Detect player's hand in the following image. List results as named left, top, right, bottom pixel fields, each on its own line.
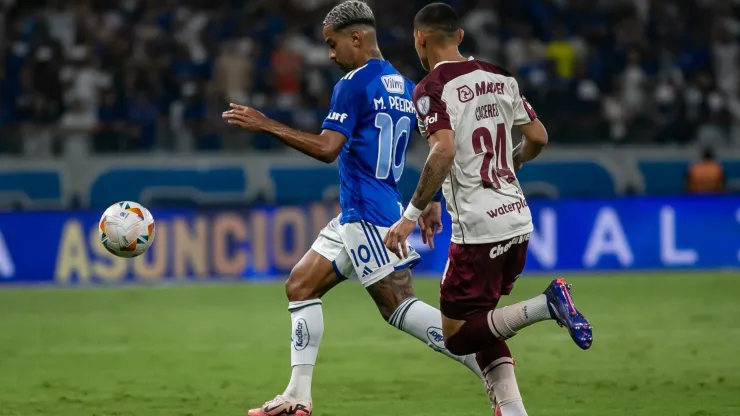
left=512, top=142, right=524, bottom=171
left=383, top=217, right=416, bottom=259
left=513, top=158, right=523, bottom=172
left=222, top=103, right=268, bottom=131
left=418, top=202, right=443, bottom=249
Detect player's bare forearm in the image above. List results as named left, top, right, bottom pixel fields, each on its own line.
left=223, top=103, right=346, bottom=163
left=515, top=119, right=548, bottom=165
left=411, top=153, right=452, bottom=209
left=261, top=120, right=347, bottom=163
left=410, top=129, right=455, bottom=210
left=518, top=136, right=546, bottom=162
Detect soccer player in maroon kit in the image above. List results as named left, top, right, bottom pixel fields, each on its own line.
left=385, top=3, right=593, bottom=415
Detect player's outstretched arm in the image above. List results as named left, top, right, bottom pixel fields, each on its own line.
left=513, top=118, right=548, bottom=171
left=384, top=129, right=455, bottom=258
left=223, top=104, right=347, bottom=163
left=260, top=123, right=347, bottom=164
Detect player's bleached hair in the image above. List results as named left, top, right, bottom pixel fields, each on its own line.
left=323, top=0, right=376, bottom=30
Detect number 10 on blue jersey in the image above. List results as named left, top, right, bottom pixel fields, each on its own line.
left=374, top=113, right=412, bottom=181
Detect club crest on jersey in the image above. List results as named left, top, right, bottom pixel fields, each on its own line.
left=416, top=96, right=430, bottom=116
left=457, top=85, right=474, bottom=103
left=381, top=75, right=405, bottom=94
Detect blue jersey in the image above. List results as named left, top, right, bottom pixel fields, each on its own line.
left=321, top=59, right=417, bottom=227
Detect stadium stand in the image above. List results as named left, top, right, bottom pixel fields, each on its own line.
left=1, top=0, right=739, bottom=206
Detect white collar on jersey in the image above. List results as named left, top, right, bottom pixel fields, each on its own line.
left=433, top=55, right=474, bottom=70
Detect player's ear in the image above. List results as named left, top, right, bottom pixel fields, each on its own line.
left=415, top=30, right=426, bottom=47
left=457, top=28, right=464, bottom=45
left=351, top=29, right=362, bottom=47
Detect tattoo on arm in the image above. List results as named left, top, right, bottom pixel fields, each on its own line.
left=366, top=268, right=415, bottom=322
left=410, top=138, right=454, bottom=210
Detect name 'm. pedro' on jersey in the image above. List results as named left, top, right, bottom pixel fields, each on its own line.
left=322, top=59, right=417, bottom=227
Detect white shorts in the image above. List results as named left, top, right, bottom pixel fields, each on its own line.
left=311, top=215, right=421, bottom=287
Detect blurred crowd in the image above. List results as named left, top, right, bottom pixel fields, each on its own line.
left=2, top=0, right=740, bottom=155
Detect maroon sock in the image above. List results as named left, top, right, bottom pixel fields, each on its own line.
left=444, top=310, right=502, bottom=356
left=475, top=341, right=512, bottom=373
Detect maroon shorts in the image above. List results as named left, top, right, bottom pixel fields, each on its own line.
left=440, top=234, right=530, bottom=321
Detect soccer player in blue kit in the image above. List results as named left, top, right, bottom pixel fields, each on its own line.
left=222, top=1, right=484, bottom=415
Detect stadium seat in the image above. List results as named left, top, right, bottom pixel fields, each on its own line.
left=90, top=168, right=248, bottom=208
left=270, top=167, right=340, bottom=205
left=0, top=171, right=62, bottom=208
left=638, top=161, right=689, bottom=195
left=517, top=162, right=616, bottom=198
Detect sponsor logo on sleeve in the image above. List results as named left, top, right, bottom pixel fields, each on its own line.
left=423, top=113, right=438, bottom=130
left=326, top=112, right=349, bottom=123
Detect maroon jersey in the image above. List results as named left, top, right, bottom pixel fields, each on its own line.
left=413, top=57, right=537, bottom=245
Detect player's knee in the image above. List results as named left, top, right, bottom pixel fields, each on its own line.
left=285, top=267, right=319, bottom=302
left=443, top=326, right=468, bottom=355
left=444, top=334, right=467, bottom=356
left=442, top=319, right=472, bottom=355
left=441, top=316, right=464, bottom=340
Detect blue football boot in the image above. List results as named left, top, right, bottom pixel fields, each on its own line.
left=544, top=278, right=593, bottom=350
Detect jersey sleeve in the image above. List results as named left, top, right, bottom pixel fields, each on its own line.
left=321, top=79, right=359, bottom=139
left=414, top=115, right=443, bottom=202
left=415, top=116, right=426, bottom=136
left=413, top=80, right=452, bottom=139
left=511, top=79, right=538, bottom=126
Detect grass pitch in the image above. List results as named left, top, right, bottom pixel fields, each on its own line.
left=1, top=273, right=739, bottom=416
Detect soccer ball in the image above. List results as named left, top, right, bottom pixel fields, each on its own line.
left=98, top=201, right=156, bottom=258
